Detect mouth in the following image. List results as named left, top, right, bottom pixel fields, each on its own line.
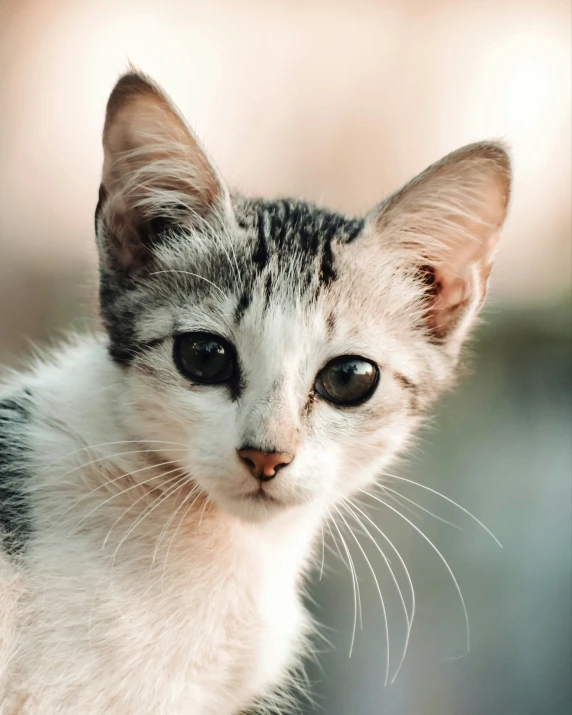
left=245, top=488, right=279, bottom=504
left=216, top=482, right=309, bottom=522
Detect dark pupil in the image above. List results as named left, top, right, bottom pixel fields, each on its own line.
left=178, top=336, right=232, bottom=382
left=321, top=359, right=376, bottom=403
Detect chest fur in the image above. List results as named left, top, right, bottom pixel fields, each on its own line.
left=6, top=492, right=310, bottom=715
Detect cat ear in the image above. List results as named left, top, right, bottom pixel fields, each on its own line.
left=96, top=70, right=231, bottom=274
left=367, top=142, right=511, bottom=349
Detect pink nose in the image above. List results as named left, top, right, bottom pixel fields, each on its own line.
left=237, top=449, right=294, bottom=482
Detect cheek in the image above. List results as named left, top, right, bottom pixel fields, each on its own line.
left=125, top=373, right=239, bottom=463
left=290, top=438, right=344, bottom=493
left=287, top=409, right=350, bottom=498
left=330, top=412, right=419, bottom=495
left=191, top=406, right=238, bottom=467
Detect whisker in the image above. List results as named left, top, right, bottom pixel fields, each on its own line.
left=148, top=270, right=227, bottom=300
left=377, top=488, right=423, bottom=521
left=341, top=498, right=416, bottom=631
left=65, top=455, right=189, bottom=511
left=341, top=498, right=413, bottom=684
left=60, top=448, right=188, bottom=485
left=198, top=495, right=210, bottom=527
left=380, top=472, right=502, bottom=547
left=357, top=486, right=471, bottom=657
left=334, top=504, right=390, bottom=688
left=336, top=512, right=365, bottom=632
left=109, top=470, right=189, bottom=568
left=160, top=487, right=206, bottom=590
left=151, top=484, right=201, bottom=568
left=324, top=516, right=360, bottom=646
left=185, top=209, right=241, bottom=291
left=71, top=459, right=184, bottom=524
left=326, top=508, right=362, bottom=657
left=323, top=515, right=351, bottom=572
left=101, top=469, right=188, bottom=550
left=151, top=485, right=200, bottom=567
left=376, top=484, right=462, bottom=530
left=319, top=521, right=326, bottom=581
left=40, top=439, right=190, bottom=474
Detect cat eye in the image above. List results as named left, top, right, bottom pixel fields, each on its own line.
left=315, top=356, right=379, bottom=406
left=173, top=332, right=235, bottom=384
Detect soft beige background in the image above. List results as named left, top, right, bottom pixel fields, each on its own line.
left=0, top=0, right=570, bottom=361
left=0, top=2, right=570, bottom=714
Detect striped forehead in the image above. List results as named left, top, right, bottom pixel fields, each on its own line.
left=232, top=198, right=364, bottom=321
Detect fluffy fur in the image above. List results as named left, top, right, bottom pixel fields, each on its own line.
left=0, top=71, right=511, bottom=714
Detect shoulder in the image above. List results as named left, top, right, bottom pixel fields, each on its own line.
left=0, top=334, right=123, bottom=554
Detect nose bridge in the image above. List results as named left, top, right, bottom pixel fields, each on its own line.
left=241, top=379, right=301, bottom=453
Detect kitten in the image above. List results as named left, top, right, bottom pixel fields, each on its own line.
left=0, top=71, right=511, bottom=715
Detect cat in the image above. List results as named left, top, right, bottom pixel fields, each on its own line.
left=0, top=70, right=511, bottom=715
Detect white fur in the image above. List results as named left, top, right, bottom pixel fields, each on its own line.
left=1, top=339, right=316, bottom=714
left=0, top=289, right=423, bottom=714
left=0, top=72, right=511, bottom=715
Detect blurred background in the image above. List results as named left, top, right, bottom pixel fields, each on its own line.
left=0, top=0, right=570, bottom=713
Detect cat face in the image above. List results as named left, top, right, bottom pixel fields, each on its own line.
left=95, top=72, right=511, bottom=522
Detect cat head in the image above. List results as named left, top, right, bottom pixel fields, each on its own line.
left=95, top=71, right=511, bottom=523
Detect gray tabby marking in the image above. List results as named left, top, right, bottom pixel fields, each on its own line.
left=0, top=393, right=32, bottom=555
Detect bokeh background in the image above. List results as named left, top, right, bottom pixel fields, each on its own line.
left=0, top=1, right=570, bottom=713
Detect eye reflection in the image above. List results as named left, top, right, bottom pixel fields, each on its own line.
left=315, top=356, right=379, bottom=405
left=173, top=332, right=235, bottom=384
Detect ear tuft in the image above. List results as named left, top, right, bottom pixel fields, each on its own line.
left=97, top=70, right=231, bottom=275
left=368, top=141, right=512, bottom=350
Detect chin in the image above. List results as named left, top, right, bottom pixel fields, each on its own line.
left=213, top=488, right=310, bottom=524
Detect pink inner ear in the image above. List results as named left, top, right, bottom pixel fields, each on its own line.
left=416, top=179, right=506, bottom=340
left=427, top=256, right=487, bottom=340
left=426, top=237, right=499, bottom=340
left=103, top=91, right=226, bottom=218
left=367, top=142, right=511, bottom=345
left=98, top=72, right=232, bottom=274
left=438, top=272, right=468, bottom=308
